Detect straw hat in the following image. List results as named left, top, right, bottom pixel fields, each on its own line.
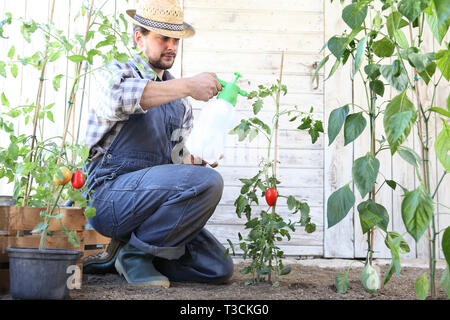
left=126, top=0, right=195, bottom=39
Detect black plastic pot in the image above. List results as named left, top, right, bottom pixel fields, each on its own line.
left=7, top=247, right=82, bottom=300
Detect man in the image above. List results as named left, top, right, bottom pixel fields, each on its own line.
left=82, top=0, right=234, bottom=287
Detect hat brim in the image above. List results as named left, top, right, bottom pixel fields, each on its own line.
left=126, top=9, right=195, bottom=39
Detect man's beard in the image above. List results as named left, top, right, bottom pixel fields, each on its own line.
left=148, top=52, right=176, bottom=70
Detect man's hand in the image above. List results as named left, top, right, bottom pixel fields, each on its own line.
left=187, top=73, right=222, bottom=101
left=182, top=153, right=222, bottom=168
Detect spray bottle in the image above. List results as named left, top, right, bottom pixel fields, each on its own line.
left=185, top=72, right=248, bottom=164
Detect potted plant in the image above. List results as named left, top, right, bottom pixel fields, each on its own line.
left=0, top=0, right=133, bottom=299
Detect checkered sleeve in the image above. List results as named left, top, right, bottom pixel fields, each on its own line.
left=95, top=61, right=149, bottom=121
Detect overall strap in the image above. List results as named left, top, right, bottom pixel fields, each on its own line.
left=130, top=61, right=144, bottom=79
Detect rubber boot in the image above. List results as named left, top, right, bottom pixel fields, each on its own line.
left=82, top=239, right=124, bottom=274
left=114, top=243, right=170, bottom=288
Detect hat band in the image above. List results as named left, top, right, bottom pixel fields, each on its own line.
left=134, top=14, right=184, bottom=32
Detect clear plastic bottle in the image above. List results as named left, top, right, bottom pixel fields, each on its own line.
left=185, top=72, right=248, bottom=164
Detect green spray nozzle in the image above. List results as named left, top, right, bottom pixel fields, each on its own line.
left=216, top=72, right=248, bottom=106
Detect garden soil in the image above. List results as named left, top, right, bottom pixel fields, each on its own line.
left=1, top=258, right=447, bottom=300
left=61, top=258, right=449, bottom=300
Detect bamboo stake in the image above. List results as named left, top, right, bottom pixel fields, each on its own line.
left=60, top=0, right=95, bottom=154
left=23, top=0, right=56, bottom=206
left=273, top=51, right=284, bottom=181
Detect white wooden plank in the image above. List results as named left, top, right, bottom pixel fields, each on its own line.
left=184, top=8, right=323, bottom=33
left=182, top=51, right=323, bottom=76
left=183, top=31, right=325, bottom=54
left=220, top=146, right=323, bottom=169
left=220, top=186, right=323, bottom=209
left=184, top=0, right=324, bottom=13
left=323, top=0, right=354, bottom=258
left=217, top=166, right=323, bottom=189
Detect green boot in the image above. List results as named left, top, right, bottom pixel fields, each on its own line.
left=115, top=243, right=170, bottom=288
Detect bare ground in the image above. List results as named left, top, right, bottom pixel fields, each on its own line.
left=66, top=259, right=448, bottom=300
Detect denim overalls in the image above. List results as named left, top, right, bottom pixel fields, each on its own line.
left=85, top=64, right=233, bottom=284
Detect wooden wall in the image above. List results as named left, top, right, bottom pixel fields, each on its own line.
left=0, top=0, right=448, bottom=259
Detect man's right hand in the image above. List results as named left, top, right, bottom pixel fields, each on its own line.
left=187, top=73, right=222, bottom=101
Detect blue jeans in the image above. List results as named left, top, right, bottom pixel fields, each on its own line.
left=87, top=162, right=233, bottom=283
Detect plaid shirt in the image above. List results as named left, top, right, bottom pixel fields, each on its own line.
left=84, top=54, right=193, bottom=160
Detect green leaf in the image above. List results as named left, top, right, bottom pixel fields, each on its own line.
left=84, top=206, right=96, bottom=219
left=280, top=266, right=291, bottom=275
left=398, top=0, right=431, bottom=23
left=7, top=45, right=14, bottom=59
left=287, top=196, right=296, bottom=210
left=401, top=185, right=434, bottom=242
left=252, top=99, right=263, bottom=115
left=385, top=231, right=411, bottom=254
left=429, top=107, right=450, bottom=117
left=357, top=200, right=389, bottom=233
left=53, top=74, right=63, bottom=91
left=433, top=0, right=450, bottom=28
left=312, top=55, right=329, bottom=84
left=354, top=36, right=367, bottom=76
left=394, top=29, right=410, bottom=49
left=1, top=92, right=9, bottom=107
left=327, top=184, right=355, bottom=229
left=436, top=49, right=450, bottom=80
left=250, top=117, right=271, bottom=135
left=418, top=61, right=437, bottom=84
left=435, top=119, right=450, bottom=171
left=328, top=36, right=347, bottom=59
left=328, top=105, right=349, bottom=145
left=10, top=64, right=18, bottom=78
left=305, top=223, right=316, bottom=233
left=342, top=3, right=368, bottom=29
left=364, top=64, right=381, bottom=80
left=369, top=79, right=385, bottom=97
left=386, top=11, right=407, bottom=38
left=383, top=91, right=417, bottom=154
left=442, top=226, right=450, bottom=267
left=386, top=179, right=397, bottom=190
left=67, top=55, right=87, bottom=63
left=425, top=2, right=450, bottom=44
left=352, top=153, right=380, bottom=198
left=380, top=64, right=409, bottom=92
left=441, top=265, right=450, bottom=298
left=397, top=146, right=422, bottom=168
left=409, top=52, right=434, bottom=72
left=372, top=37, right=395, bottom=58
left=0, top=61, right=6, bottom=77
left=114, top=52, right=129, bottom=63
left=335, top=273, right=349, bottom=293
left=415, top=273, right=429, bottom=300
left=344, top=112, right=367, bottom=146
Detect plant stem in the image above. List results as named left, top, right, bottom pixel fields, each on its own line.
left=23, top=0, right=56, bottom=206
left=60, top=0, right=95, bottom=155
left=38, top=184, right=65, bottom=250
left=408, top=21, right=436, bottom=299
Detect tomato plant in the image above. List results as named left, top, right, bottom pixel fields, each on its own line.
left=319, top=0, right=450, bottom=299
left=227, top=54, right=321, bottom=287
left=0, top=1, right=135, bottom=250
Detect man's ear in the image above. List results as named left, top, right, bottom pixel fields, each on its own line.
left=135, top=31, right=143, bottom=49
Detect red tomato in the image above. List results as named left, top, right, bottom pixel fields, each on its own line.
left=71, top=170, right=85, bottom=189
left=265, top=188, right=278, bottom=206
